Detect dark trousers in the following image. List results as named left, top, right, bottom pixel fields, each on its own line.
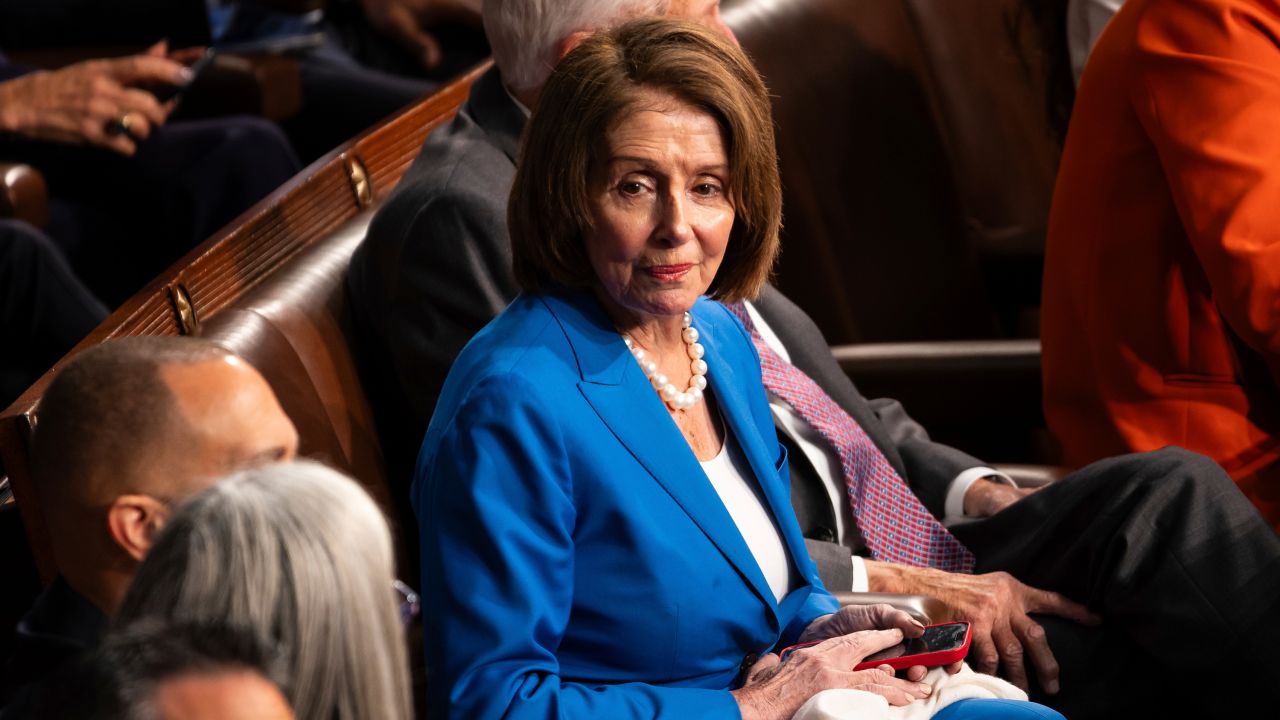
left=954, top=447, right=1280, bottom=718
left=0, top=116, right=299, bottom=305
left=0, top=220, right=107, bottom=407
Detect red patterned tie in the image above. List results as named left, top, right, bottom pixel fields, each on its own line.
left=725, top=302, right=975, bottom=572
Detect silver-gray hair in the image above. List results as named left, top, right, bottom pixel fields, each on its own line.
left=116, top=460, right=411, bottom=720
left=482, top=0, right=669, bottom=94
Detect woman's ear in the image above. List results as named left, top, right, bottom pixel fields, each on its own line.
left=106, top=494, right=170, bottom=562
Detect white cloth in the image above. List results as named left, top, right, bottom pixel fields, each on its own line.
left=701, top=428, right=793, bottom=603
left=741, top=301, right=1014, bottom=590
left=791, top=663, right=1027, bottom=720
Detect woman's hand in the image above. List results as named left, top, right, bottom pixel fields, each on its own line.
left=799, top=603, right=925, bottom=644
left=731, top=629, right=933, bottom=720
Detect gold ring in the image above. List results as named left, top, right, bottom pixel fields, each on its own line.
left=118, top=112, right=135, bottom=131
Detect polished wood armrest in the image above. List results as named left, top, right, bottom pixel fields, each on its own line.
left=832, top=591, right=951, bottom=624
left=0, top=164, right=49, bottom=229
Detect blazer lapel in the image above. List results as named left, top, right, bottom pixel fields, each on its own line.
left=701, top=309, right=815, bottom=591
left=543, top=291, right=783, bottom=618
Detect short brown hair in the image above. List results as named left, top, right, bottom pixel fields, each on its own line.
left=509, top=17, right=782, bottom=303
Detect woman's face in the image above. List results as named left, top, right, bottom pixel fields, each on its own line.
left=584, top=90, right=734, bottom=324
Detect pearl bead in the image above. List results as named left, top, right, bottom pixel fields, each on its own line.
left=620, top=312, right=708, bottom=411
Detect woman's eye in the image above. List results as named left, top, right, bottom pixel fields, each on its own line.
left=693, top=182, right=722, bottom=197
left=619, top=181, right=645, bottom=196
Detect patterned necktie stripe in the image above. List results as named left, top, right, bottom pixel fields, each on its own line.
left=725, top=302, right=975, bottom=573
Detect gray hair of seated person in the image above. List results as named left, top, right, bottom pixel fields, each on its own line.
left=115, top=459, right=411, bottom=720
left=483, top=0, right=667, bottom=94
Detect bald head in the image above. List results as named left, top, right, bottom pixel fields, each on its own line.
left=30, top=336, right=298, bottom=611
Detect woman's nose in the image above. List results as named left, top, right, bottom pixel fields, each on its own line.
left=657, top=192, right=694, bottom=247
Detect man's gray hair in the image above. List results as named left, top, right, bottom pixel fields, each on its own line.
left=116, top=460, right=411, bottom=720
left=483, top=0, right=668, bottom=94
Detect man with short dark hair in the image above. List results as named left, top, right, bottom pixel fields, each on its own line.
left=0, top=336, right=298, bottom=716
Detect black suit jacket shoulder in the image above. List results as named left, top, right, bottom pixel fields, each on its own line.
left=349, top=66, right=525, bottom=444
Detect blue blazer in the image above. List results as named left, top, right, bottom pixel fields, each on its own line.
left=414, top=288, right=838, bottom=720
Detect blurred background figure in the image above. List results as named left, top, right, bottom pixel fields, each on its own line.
left=34, top=619, right=293, bottom=720
left=0, top=219, right=107, bottom=408
left=116, top=460, right=412, bottom=720
left=1042, top=0, right=1280, bottom=531
left=0, top=43, right=301, bottom=305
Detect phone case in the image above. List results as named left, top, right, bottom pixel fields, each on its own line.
left=777, top=621, right=972, bottom=672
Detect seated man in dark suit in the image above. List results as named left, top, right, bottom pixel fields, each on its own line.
left=0, top=337, right=299, bottom=716
left=348, top=1, right=1280, bottom=716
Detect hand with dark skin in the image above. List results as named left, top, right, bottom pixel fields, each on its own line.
left=361, top=0, right=482, bottom=69
left=865, top=560, right=1100, bottom=695
left=0, top=41, right=190, bottom=156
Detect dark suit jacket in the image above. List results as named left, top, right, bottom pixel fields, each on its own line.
left=348, top=66, right=524, bottom=487
left=0, top=577, right=104, bottom=718
left=347, top=65, right=989, bottom=586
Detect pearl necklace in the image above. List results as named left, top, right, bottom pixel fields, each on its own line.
left=622, top=312, right=708, bottom=411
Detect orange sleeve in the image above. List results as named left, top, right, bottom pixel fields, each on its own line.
left=1130, top=0, right=1280, bottom=378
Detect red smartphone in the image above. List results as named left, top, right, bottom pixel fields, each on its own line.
left=778, top=621, right=972, bottom=672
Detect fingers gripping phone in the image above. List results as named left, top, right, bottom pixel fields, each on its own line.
left=779, top=621, right=972, bottom=672
left=151, top=49, right=216, bottom=105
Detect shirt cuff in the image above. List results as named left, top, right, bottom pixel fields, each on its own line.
left=943, top=466, right=1016, bottom=526
left=850, top=555, right=869, bottom=592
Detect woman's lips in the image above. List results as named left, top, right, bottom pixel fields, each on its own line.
left=645, top=264, right=693, bottom=282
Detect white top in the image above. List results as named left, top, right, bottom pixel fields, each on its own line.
left=741, top=301, right=1013, bottom=591
left=701, top=430, right=793, bottom=604
left=1067, top=0, right=1126, bottom=85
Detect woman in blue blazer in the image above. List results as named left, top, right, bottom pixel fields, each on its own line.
left=415, top=19, right=1058, bottom=720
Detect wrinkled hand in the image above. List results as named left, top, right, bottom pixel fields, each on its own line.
left=362, top=0, right=481, bottom=69
left=0, top=41, right=188, bottom=155
left=799, top=603, right=924, bottom=644
left=963, top=477, right=1041, bottom=518
left=868, top=562, right=1100, bottom=694
left=733, top=630, right=934, bottom=720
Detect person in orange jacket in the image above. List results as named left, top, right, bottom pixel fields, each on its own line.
left=1042, top=0, right=1280, bottom=530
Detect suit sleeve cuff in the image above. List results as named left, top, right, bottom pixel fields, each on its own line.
left=850, top=555, right=869, bottom=592
left=943, top=466, right=1015, bottom=525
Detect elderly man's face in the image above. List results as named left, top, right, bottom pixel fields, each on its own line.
left=584, top=89, right=734, bottom=324
left=667, top=0, right=737, bottom=44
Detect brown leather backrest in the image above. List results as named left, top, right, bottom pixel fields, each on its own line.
left=0, top=64, right=487, bottom=581
left=724, top=0, right=1059, bottom=344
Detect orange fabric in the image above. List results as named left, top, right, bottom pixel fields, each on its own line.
left=1042, top=0, right=1280, bottom=531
